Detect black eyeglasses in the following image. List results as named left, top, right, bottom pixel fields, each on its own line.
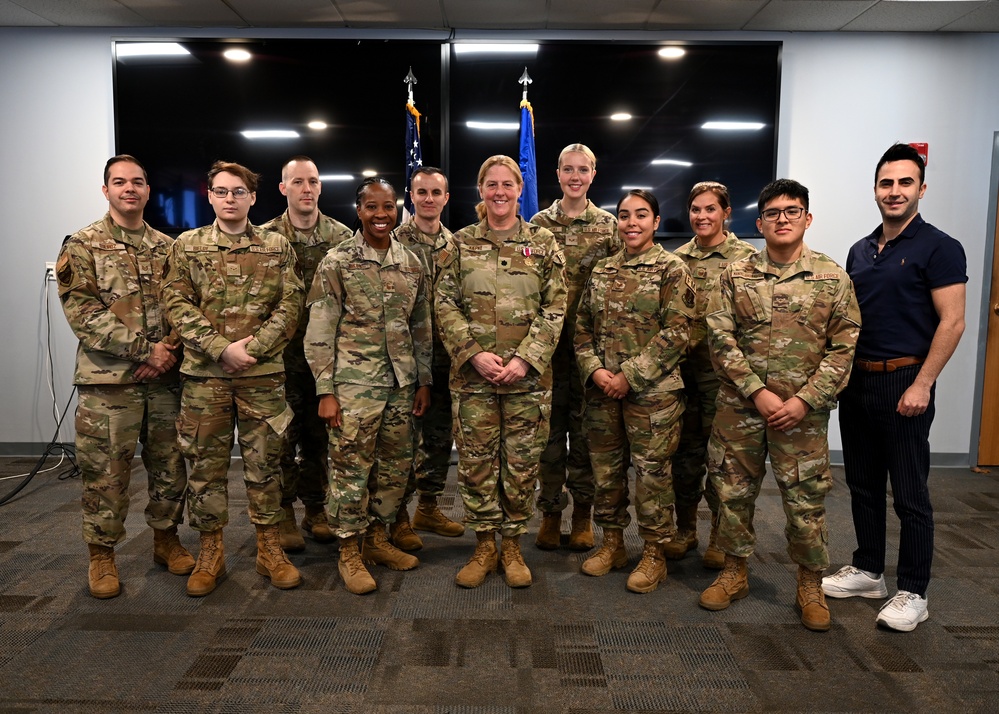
left=760, top=206, right=805, bottom=222
left=210, top=187, right=250, bottom=199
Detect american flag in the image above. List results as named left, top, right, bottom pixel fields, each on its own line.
left=403, top=101, right=423, bottom=222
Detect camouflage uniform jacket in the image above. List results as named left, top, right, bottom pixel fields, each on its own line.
left=163, top=221, right=305, bottom=378
left=575, top=243, right=696, bottom=394
left=530, top=199, right=620, bottom=346
left=394, top=218, right=453, bottom=369
left=304, top=231, right=432, bottom=394
left=435, top=218, right=567, bottom=394
left=674, top=231, right=757, bottom=355
left=57, top=212, right=179, bottom=385
left=260, top=210, right=352, bottom=342
left=706, top=245, right=861, bottom=412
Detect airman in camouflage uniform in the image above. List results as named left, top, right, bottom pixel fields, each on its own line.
left=530, top=143, right=621, bottom=552
left=436, top=155, right=567, bottom=589
left=389, top=167, right=466, bottom=551
left=699, top=179, right=860, bottom=632
left=574, top=190, right=695, bottom=593
left=670, top=182, right=757, bottom=567
left=163, top=161, right=305, bottom=597
left=304, top=178, right=432, bottom=594
left=57, top=155, right=193, bottom=599
left=261, top=156, right=353, bottom=551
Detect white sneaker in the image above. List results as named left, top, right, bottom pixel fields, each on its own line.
left=876, top=590, right=929, bottom=632
left=821, top=565, right=888, bottom=599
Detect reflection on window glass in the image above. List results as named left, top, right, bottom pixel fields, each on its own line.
left=115, top=39, right=778, bottom=238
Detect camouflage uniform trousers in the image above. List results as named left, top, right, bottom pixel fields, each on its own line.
left=76, top=382, right=187, bottom=547
left=403, top=363, right=453, bottom=505
left=453, top=390, right=552, bottom=537
left=177, top=375, right=292, bottom=532
left=537, top=342, right=593, bottom=513
left=707, top=384, right=833, bottom=570
left=671, top=349, right=721, bottom=514
left=280, top=345, right=329, bottom=509
left=585, top=386, right=683, bottom=542
left=327, top=382, right=415, bottom=538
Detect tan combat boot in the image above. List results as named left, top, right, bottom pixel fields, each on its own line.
left=581, top=528, right=627, bottom=576
left=187, top=530, right=225, bottom=597
left=627, top=541, right=667, bottom=593
left=456, top=531, right=499, bottom=588
left=362, top=522, right=419, bottom=571
left=662, top=503, right=698, bottom=560
left=567, top=503, right=595, bottom=551
left=278, top=504, right=306, bottom=553
left=797, top=566, right=831, bottom=632
left=152, top=526, right=195, bottom=575
left=390, top=504, right=424, bottom=552
left=702, top=516, right=725, bottom=570
left=301, top=504, right=336, bottom=543
left=339, top=534, right=377, bottom=594
left=699, top=554, right=749, bottom=610
left=500, top=535, right=532, bottom=588
left=256, top=524, right=303, bottom=589
left=535, top=512, right=562, bottom=550
left=87, top=544, right=120, bottom=599
left=413, top=494, right=466, bottom=537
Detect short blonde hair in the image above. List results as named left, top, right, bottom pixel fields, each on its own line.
left=557, top=143, right=596, bottom=169
left=475, top=155, right=523, bottom=221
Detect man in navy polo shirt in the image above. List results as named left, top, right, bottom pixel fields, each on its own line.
left=823, top=144, right=966, bottom=632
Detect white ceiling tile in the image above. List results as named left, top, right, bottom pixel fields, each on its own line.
left=841, top=0, right=987, bottom=31
left=646, top=0, right=770, bottom=30
left=547, top=0, right=658, bottom=29
left=226, top=0, right=343, bottom=25
left=123, top=0, right=244, bottom=26
left=334, top=0, right=442, bottom=26
left=745, top=0, right=878, bottom=31
left=11, top=0, right=147, bottom=25
left=940, top=0, right=999, bottom=30
left=443, top=0, right=548, bottom=28
left=0, top=0, right=55, bottom=25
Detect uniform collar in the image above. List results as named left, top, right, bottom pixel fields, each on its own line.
left=758, top=244, right=815, bottom=278
left=211, top=220, right=258, bottom=249
left=676, top=231, right=742, bottom=259
left=102, top=212, right=147, bottom=248
left=550, top=198, right=595, bottom=226
left=352, top=230, right=400, bottom=265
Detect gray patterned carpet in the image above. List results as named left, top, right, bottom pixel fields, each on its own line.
left=0, top=456, right=997, bottom=713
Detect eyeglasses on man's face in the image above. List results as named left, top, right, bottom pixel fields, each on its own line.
left=210, top=186, right=250, bottom=199
left=760, top=206, right=805, bottom=223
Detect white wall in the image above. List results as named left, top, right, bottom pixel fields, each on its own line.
left=0, top=27, right=994, bottom=461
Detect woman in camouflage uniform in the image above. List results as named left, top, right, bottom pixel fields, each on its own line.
left=574, top=190, right=696, bottom=593
left=667, top=182, right=757, bottom=568
left=436, top=155, right=567, bottom=589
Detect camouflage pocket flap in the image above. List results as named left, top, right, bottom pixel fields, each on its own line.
left=75, top=405, right=109, bottom=439
left=265, top=405, right=295, bottom=438
left=649, top=398, right=684, bottom=434
left=336, top=411, right=361, bottom=442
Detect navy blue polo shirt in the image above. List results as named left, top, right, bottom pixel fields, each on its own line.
left=846, top=214, right=967, bottom=360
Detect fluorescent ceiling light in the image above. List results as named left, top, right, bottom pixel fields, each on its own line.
left=658, top=47, right=686, bottom=59
left=362, top=170, right=378, bottom=177
left=466, top=121, right=519, bottom=130
left=116, top=42, right=189, bottom=58
left=610, top=113, right=632, bottom=121
left=453, top=43, right=539, bottom=55
left=652, top=159, right=693, bottom=167
left=702, top=121, right=765, bottom=131
left=241, top=129, right=300, bottom=139
left=319, top=174, right=354, bottom=182
left=223, top=48, right=251, bottom=62
left=308, top=120, right=328, bottom=130
left=622, top=186, right=653, bottom=191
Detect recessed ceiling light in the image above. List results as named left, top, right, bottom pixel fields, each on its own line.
left=658, top=47, right=686, bottom=59
left=651, top=159, right=693, bottom=167
left=116, top=42, right=189, bottom=58
left=453, top=44, right=539, bottom=55
left=362, top=170, right=378, bottom=177
left=223, top=49, right=251, bottom=62
left=466, top=121, right=519, bottom=131
left=240, top=129, right=299, bottom=139
left=308, top=120, right=328, bottom=130
left=702, top=121, right=765, bottom=131
left=319, top=174, right=354, bottom=182
left=622, top=186, right=653, bottom=191
left=610, top=113, right=632, bottom=122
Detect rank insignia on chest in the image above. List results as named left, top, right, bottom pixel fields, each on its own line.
left=773, top=294, right=789, bottom=312
left=226, top=262, right=241, bottom=276
left=565, top=235, right=578, bottom=247
left=612, top=278, right=626, bottom=292
left=384, top=280, right=397, bottom=293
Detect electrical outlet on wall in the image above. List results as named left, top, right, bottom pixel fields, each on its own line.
left=45, top=262, right=56, bottom=281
